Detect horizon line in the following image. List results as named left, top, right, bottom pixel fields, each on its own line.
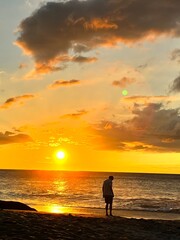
left=0, top=168, right=179, bottom=175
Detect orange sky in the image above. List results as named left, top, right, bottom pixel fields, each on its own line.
left=0, top=0, right=180, bottom=173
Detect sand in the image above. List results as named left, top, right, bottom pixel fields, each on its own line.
left=0, top=210, right=179, bottom=240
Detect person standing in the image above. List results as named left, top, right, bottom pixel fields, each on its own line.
left=102, top=176, right=114, bottom=216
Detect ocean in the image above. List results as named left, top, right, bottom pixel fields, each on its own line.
left=0, top=170, right=179, bottom=219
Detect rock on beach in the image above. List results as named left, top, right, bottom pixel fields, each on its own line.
left=0, top=200, right=37, bottom=211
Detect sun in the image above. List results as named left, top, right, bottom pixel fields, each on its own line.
left=56, top=150, right=65, bottom=160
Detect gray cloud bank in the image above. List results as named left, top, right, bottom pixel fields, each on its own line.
left=169, top=75, right=180, bottom=94
left=171, top=48, right=180, bottom=63
left=93, top=103, right=180, bottom=152
left=16, top=0, right=180, bottom=71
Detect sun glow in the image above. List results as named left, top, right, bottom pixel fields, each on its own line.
left=56, top=150, right=65, bottom=160
left=53, top=150, right=67, bottom=168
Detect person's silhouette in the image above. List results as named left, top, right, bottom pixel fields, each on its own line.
left=102, top=176, right=114, bottom=216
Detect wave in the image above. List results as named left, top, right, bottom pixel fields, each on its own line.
left=2, top=192, right=179, bottom=215
left=120, top=206, right=180, bottom=214
left=60, top=205, right=180, bottom=214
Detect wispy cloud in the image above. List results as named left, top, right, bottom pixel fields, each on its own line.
left=61, top=110, right=88, bottom=119
left=136, top=63, right=148, bottom=71
left=124, top=95, right=169, bottom=102
left=49, top=79, right=80, bottom=89
left=72, top=56, right=97, bottom=63
left=0, top=131, right=32, bottom=145
left=18, top=63, right=28, bottom=69
left=22, top=55, right=97, bottom=78
left=24, top=62, right=66, bottom=79
left=112, top=77, right=136, bottom=88
left=0, top=94, right=35, bottom=109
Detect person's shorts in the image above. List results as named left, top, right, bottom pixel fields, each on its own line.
left=104, top=196, right=113, bottom=204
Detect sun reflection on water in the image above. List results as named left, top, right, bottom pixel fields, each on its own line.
left=44, top=205, right=80, bottom=215
left=48, top=205, right=65, bottom=214
left=53, top=180, right=66, bottom=192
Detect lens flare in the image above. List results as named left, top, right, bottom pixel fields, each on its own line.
left=122, top=89, right=128, bottom=96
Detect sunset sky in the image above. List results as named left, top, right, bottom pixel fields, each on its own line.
left=0, top=0, right=180, bottom=173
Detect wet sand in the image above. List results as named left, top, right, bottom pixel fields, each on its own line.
left=0, top=210, right=179, bottom=240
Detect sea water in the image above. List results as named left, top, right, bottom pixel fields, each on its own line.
left=0, top=170, right=179, bottom=218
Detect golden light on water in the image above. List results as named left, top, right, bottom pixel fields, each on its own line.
left=49, top=205, right=65, bottom=214
left=47, top=205, right=76, bottom=214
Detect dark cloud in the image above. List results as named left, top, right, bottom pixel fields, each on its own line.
left=171, top=48, right=180, bottom=63
left=16, top=0, right=180, bottom=73
left=169, top=75, right=180, bottom=93
left=0, top=131, right=32, bottom=145
left=72, top=55, right=97, bottom=63
left=92, top=103, right=180, bottom=152
left=112, top=77, right=136, bottom=88
left=49, top=79, right=80, bottom=89
left=61, top=109, right=88, bottom=119
left=0, top=94, right=35, bottom=109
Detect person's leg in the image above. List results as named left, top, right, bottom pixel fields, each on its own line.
left=105, top=203, right=108, bottom=216
left=110, top=203, right=113, bottom=216
left=110, top=197, right=113, bottom=216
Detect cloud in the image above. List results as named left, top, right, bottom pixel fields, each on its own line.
left=124, top=95, right=169, bottom=102
left=24, top=62, right=65, bottom=79
left=171, top=48, right=180, bottom=63
left=73, top=43, right=91, bottom=53
left=49, top=79, right=80, bottom=89
left=24, top=55, right=96, bottom=79
left=112, top=77, right=136, bottom=88
left=136, top=63, right=148, bottom=71
left=16, top=0, right=180, bottom=73
left=0, top=94, right=35, bottom=109
left=0, top=131, right=32, bottom=145
left=18, top=63, right=27, bottom=69
left=61, top=110, right=88, bottom=119
left=169, top=75, right=180, bottom=93
left=72, top=55, right=97, bottom=63
left=92, top=103, right=180, bottom=152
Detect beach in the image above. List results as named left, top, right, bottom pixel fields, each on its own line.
left=0, top=210, right=179, bottom=240
left=0, top=171, right=179, bottom=239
